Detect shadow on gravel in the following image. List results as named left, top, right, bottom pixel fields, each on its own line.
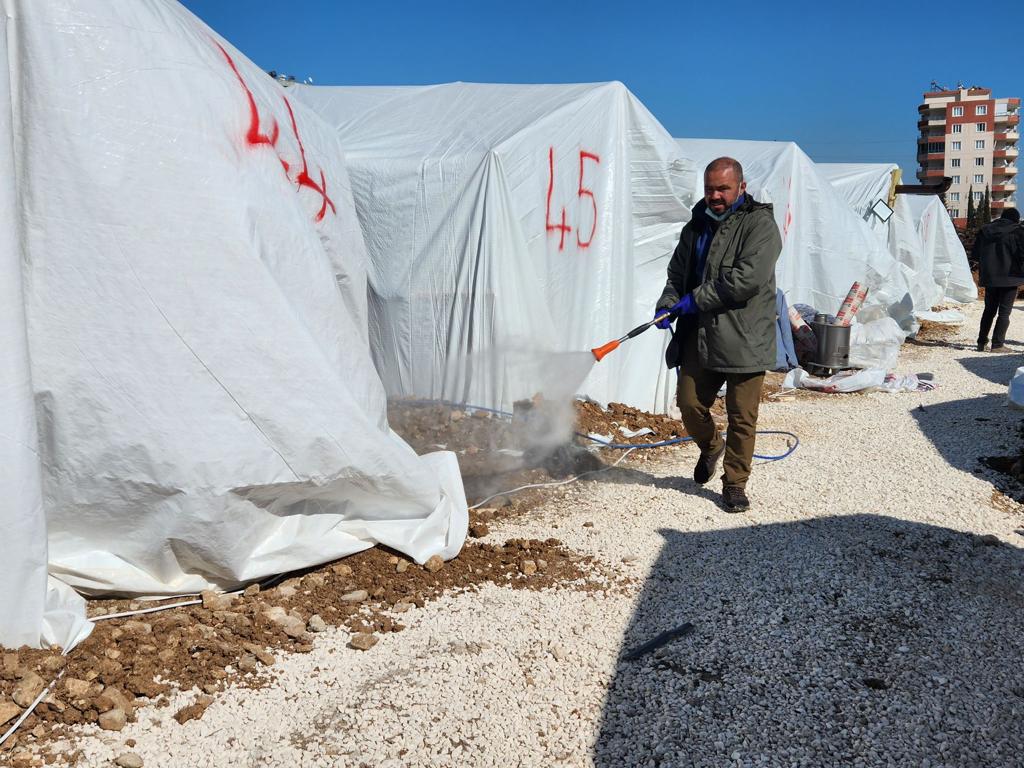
left=595, top=515, right=1024, bottom=767
left=958, top=354, right=1024, bottom=386
left=910, top=391, right=1022, bottom=476
left=579, top=464, right=724, bottom=507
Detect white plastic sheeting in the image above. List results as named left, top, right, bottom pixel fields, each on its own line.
left=903, top=193, right=978, bottom=304
left=0, top=7, right=90, bottom=651
left=1, top=0, right=467, bottom=649
left=819, top=162, right=976, bottom=306
left=674, top=140, right=917, bottom=326
left=293, top=82, right=696, bottom=415
left=848, top=318, right=908, bottom=371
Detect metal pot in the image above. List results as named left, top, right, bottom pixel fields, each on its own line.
left=809, top=316, right=851, bottom=374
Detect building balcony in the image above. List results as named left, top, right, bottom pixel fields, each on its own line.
left=920, top=169, right=946, bottom=178
left=995, top=113, right=1020, bottom=126
left=994, top=130, right=1019, bottom=141
left=916, top=152, right=945, bottom=162
left=994, top=147, right=1020, bottom=158
left=993, top=165, right=1018, bottom=176
left=992, top=183, right=1017, bottom=193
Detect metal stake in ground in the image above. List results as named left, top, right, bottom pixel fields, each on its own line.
left=622, top=622, right=695, bottom=661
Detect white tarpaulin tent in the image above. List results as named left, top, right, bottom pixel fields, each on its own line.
left=1, top=0, right=467, bottom=650
left=818, top=162, right=976, bottom=306
left=901, top=194, right=977, bottom=304
left=674, top=140, right=918, bottom=325
left=293, top=82, right=696, bottom=415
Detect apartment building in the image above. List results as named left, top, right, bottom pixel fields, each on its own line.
left=917, top=86, right=1019, bottom=227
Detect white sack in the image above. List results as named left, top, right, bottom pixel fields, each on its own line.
left=1010, top=367, right=1024, bottom=410
left=849, top=318, right=909, bottom=371
left=1, top=0, right=466, bottom=648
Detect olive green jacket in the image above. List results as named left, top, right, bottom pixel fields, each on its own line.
left=657, top=195, right=783, bottom=374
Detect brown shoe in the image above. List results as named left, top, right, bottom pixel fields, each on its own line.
left=693, top=444, right=725, bottom=485
left=722, top=486, right=750, bottom=513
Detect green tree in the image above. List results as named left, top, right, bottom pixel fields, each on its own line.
left=966, top=185, right=976, bottom=230
left=981, top=185, right=991, bottom=225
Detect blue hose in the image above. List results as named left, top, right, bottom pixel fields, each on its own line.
left=576, top=430, right=799, bottom=461
left=392, top=399, right=798, bottom=461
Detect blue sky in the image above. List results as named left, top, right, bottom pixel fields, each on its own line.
left=180, top=1, right=1021, bottom=178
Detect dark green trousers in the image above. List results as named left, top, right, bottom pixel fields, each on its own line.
left=675, top=332, right=764, bottom=489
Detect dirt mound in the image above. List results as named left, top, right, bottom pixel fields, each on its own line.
left=575, top=400, right=687, bottom=444
left=1, top=539, right=607, bottom=763
left=915, top=319, right=962, bottom=343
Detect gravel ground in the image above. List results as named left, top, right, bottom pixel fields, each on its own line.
left=41, top=302, right=1024, bottom=767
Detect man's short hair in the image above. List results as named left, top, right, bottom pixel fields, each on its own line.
left=1002, top=207, right=1021, bottom=223
left=705, top=157, right=744, bottom=182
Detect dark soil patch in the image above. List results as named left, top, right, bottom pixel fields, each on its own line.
left=388, top=399, right=691, bottom=520
left=1, top=538, right=608, bottom=764
left=914, top=319, right=962, bottom=344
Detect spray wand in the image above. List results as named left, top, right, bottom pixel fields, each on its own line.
left=591, top=311, right=673, bottom=361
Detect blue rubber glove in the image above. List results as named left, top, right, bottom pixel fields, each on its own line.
left=654, top=294, right=697, bottom=329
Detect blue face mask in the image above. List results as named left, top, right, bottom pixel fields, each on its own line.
left=705, top=193, right=746, bottom=222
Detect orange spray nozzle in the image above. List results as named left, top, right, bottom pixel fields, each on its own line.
left=591, top=339, right=620, bottom=362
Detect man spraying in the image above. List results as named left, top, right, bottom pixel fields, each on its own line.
left=655, top=157, right=783, bottom=512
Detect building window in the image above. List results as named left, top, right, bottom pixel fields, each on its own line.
left=976, top=140, right=985, bottom=149
left=974, top=174, right=985, bottom=184
left=949, top=192, right=960, bottom=202
left=974, top=191, right=983, bottom=201
left=976, top=122, right=986, bottom=131
left=952, top=175, right=961, bottom=184
left=951, top=158, right=961, bottom=168
left=952, top=124, right=963, bottom=133
left=952, top=106, right=964, bottom=117
left=926, top=141, right=944, bottom=153
left=976, top=157, right=985, bottom=166
left=977, top=105, right=988, bottom=116
left=950, top=208, right=960, bottom=217
left=951, top=141, right=961, bottom=151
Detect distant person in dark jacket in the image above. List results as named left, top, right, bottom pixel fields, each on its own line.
left=974, top=207, right=1024, bottom=352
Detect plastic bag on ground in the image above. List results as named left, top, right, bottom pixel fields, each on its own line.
left=848, top=317, right=908, bottom=371
left=783, top=367, right=933, bottom=393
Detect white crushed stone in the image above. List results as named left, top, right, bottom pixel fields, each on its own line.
left=56, top=302, right=1024, bottom=766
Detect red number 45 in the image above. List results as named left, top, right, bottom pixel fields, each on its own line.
left=546, top=147, right=601, bottom=251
